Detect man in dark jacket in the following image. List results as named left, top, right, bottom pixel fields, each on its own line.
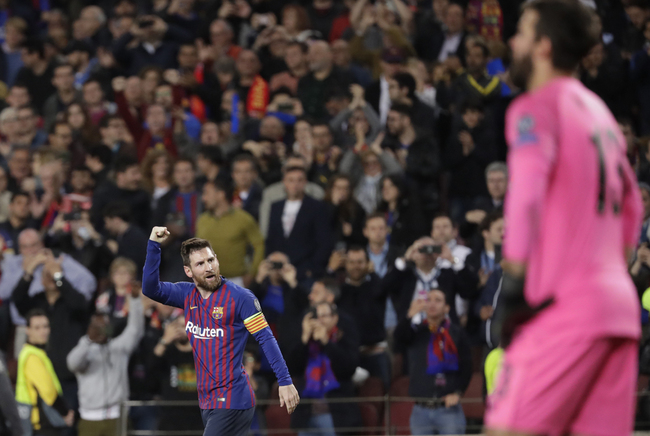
left=297, top=41, right=353, bottom=121
left=337, top=246, right=391, bottom=390
left=394, top=289, right=472, bottom=435
left=384, top=104, right=442, bottom=220
left=266, top=166, right=333, bottom=282
left=231, top=154, right=263, bottom=222
left=445, top=100, right=497, bottom=224
left=382, top=236, right=479, bottom=326
left=249, top=252, right=308, bottom=348
left=91, top=156, right=151, bottom=233
left=285, top=301, right=362, bottom=434
left=112, top=15, right=192, bottom=76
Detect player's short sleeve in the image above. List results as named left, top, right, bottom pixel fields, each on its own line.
left=239, top=290, right=270, bottom=335
left=505, top=97, right=557, bottom=162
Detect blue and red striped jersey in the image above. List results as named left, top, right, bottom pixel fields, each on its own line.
left=142, top=241, right=292, bottom=410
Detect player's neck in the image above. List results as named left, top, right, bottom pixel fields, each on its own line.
left=527, top=66, right=571, bottom=93
left=197, top=277, right=222, bottom=299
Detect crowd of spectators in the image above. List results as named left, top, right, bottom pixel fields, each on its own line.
left=0, top=0, right=648, bottom=435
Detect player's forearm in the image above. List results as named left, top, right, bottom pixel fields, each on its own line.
left=142, top=241, right=165, bottom=301
left=255, top=329, right=292, bottom=386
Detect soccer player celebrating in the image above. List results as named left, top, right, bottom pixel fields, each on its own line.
left=486, top=1, right=643, bottom=436
left=142, top=227, right=300, bottom=435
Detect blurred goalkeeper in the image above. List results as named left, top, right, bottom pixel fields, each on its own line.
left=486, top=1, right=643, bottom=436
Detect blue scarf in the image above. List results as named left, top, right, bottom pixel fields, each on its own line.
left=302, top=329, right=340, bottom=398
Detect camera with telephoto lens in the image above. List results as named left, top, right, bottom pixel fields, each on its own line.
left=418, top=245, right=442, bottom=255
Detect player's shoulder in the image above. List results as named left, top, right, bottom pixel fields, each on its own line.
left=223, top=279, right=256, bottom=301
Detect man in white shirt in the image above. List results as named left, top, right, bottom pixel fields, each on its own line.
left=265, top=166, right=333, bottom=283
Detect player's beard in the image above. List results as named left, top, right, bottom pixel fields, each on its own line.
left=194, top=271, right=221, bottom=292
left=510, top=52, right=533, bottom=91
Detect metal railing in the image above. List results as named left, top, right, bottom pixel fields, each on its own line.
left=117, top=388, right=650, bottom=436
left=119, top=394, right=485, bottom=436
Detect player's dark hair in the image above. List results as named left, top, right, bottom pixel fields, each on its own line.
left=180, top=238, right=215, bottom=267
left=393, top=72, right=416, bottom=101
left=26, top=308, right=48, bottom=327
left=480, top=209, right=504, bottom=233
left=523, top=0, right=599, bottom=71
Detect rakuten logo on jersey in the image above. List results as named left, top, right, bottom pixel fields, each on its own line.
left=185, top=321, right=224, bottom=339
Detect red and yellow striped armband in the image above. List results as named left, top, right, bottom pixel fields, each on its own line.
left=244, top=312, right=269, bottom=334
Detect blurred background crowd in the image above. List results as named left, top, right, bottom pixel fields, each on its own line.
left=0, top=0, right=649, bottom=435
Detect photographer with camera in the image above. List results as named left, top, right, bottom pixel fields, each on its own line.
left=382, top=236, right=478, bottom=326
left=46, top=209, right=115, bottom=280
left=249, top=252, right=308, bottom=345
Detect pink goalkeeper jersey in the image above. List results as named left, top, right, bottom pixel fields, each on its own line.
left=504, top=77, right=643, bottom=341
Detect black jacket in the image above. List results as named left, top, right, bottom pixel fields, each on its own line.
left=240, top=182, right=263, bottom=222
left=266, top=195, right=334, bottom=280
left=285, top=312, right=362, bottom=431
left=45, top=232, right=115, bottom=280
left=12, top=278, right=89, bottom=382
left=394, top=317, right=472, bottom=399
left=91, top=181, right=151, bottom=232
left=327, top=201, right=367, bottom=248
left=297, top=67, right=353, bottom=120
left=249, top=279, right=309, bottom=349
left=338, top=273, right=387, bottom=346
left=445, top=116, right=497, bottom=198
left=382, top=262, right=479, bottom=326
